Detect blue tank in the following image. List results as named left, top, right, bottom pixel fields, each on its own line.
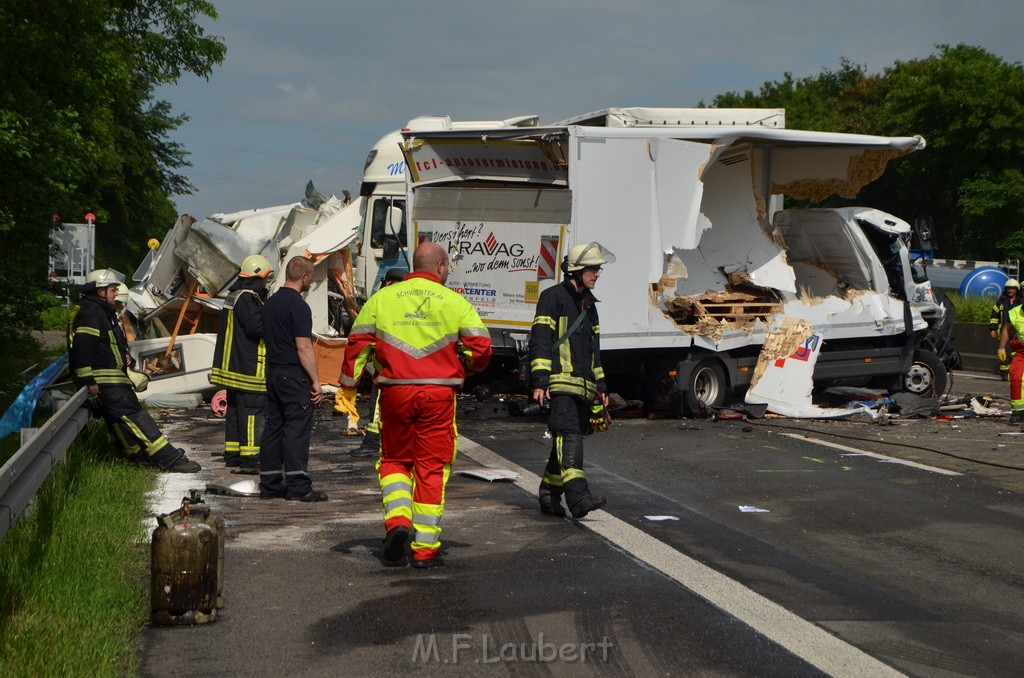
left=959, top=266, right=1009, bottom=300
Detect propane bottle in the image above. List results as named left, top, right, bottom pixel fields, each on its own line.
left=150, top=495, right=219, bottom=625
left=183, top=490, right=226, bottom=609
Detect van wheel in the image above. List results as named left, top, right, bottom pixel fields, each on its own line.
left=902, top=350, right=948, bottom=397
left=683, top=359, right=727, bottom=416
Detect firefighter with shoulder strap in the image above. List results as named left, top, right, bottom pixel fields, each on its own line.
left=529, top=241, right=615, bottom=520
left=999, top=301, right=1024, bottom=424
left=210, top=254, right=274, bottom=472
left=990, top=279, right=1021, bottom=381
left=69, top=268, right=200, bottom=472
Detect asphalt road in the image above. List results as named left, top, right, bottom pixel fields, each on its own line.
left=142, top=370, right=1024, bottom=677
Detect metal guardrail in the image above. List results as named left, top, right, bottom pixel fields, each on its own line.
left=0, top=388, right=90, bottom=542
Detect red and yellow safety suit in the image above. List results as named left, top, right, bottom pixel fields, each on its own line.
left=341, top=271, right=491, bottom=562
left=1003, top=305, right=1024, bottom=418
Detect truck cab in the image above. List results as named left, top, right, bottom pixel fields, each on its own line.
left=352, top=115, right=540, bottom=301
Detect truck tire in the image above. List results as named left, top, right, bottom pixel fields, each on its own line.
left=683, top=359, right=727, bottom=416
left=901, top=350, right=948, bottom=397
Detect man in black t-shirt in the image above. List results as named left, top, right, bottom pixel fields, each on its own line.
left=260, top=256, right=327, bottom=501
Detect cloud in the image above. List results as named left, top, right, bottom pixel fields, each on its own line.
left=164, top=0, right=1024, bottom=219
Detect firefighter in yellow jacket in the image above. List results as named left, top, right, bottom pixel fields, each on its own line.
left=339, top=242, right=492, bottom=568
left=210, top=254, right=274, bottom=471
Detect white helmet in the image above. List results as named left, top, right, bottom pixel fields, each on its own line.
left=240, top=254, right=274, bottom=279
left=84, top=268, right=125, bottom=290
left=114, top=283, right=130, bottom=304
left=563, top=242, right=616, bottom=273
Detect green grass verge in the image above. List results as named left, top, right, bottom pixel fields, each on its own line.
left=946, top=291, right=995, bottom=324
left=0, top=421, right=155, bottom=676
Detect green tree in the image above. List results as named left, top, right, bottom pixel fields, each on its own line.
left=0, top=0, right=224, bottom=347
left=847, top=45, right=1024, bottom=259
left=709, top=45, right=1024, bottom=261
left=710, top=59, right=866, bottom=132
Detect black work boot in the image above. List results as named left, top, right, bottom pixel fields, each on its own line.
left=164, top=454, right=201, bottom=474
left=570, top=495, right=607, bottom=520
left=382, top=525, right=409, bottom=563
left=350, top=432, right=379, bottom=458
left=539, top=494, right=566, bottom=517
left=1010, top=411, right=1024, bottom=424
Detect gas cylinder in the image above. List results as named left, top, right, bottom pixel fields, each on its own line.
left=151, top=495, right=219, bottom=625
left=182, top=490, right=226, bottom=609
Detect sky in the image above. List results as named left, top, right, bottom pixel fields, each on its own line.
left=157, top=0, right=1024, bottom=226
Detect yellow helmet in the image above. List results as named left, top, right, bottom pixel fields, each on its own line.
left=564, top=242, right=616, bottom=273
left=1006, top=279, right=1020, bottom=289
left=240, top=255, right=274, bottom=278
left=84, top=268, right=125, bottom=289
left=114, top=283, right=130, bottom=304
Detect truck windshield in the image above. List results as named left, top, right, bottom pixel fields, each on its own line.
left=369, top=198, right=406, bottom=249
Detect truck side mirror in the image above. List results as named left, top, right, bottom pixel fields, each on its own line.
left=386, top=206, right=406, bottom=246
left=914, top=216, right=936, bottom=252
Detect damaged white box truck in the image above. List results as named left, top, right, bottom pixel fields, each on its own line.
left=399, top=107, right=956, bottom=417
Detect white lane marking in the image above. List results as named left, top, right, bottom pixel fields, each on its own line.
left=459, top=436, right=904, bottom=678
left=780, top=433, right=961, bottom=476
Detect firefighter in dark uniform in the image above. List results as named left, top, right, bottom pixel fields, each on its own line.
left=990, top=279, right=1020, bottom=380
left=69, top=268, right=200, bottom=473
left=210, top=254, right=274, bottom=471
left=529, top=242, right=615, bottom=520
left=260, top=256, right=327, bottom=501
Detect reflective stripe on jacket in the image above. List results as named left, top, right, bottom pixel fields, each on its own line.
left=528, top=279, right=606, bottom=400
left=68, top=294, right=131, bottom=388
left=991, top=294, right=1022, bottom=330
left=341, top=272, right=492, bottom=388
left=1007, top=306, right=1024, bottom=352
left=210, top=286, right=267, bottom=392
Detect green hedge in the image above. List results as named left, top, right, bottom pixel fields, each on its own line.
left=946, top=291, right=993, bottom=324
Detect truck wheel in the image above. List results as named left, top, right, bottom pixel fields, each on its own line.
left=683, top=359, right=727, bottom=416
left=902, top=350, right=948, bottom=397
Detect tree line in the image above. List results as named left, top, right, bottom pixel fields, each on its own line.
left=1, top=20, right=1022, bottom=352
left=710, top=44, right=1024, bottom=265
left=0, top=0, right=224, bottom=348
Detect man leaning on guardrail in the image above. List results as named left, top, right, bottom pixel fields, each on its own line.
left=67, top=268, right=200, bottom=473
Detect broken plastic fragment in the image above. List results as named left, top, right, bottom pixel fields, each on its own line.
left=457, top=468, right=520, bottom=482
left=738, top=505, right=770, bottom=513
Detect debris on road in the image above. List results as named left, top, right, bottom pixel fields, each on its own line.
left=457, top=468, right=520, bottom=482
left=206, top=477, right=259, bottom=497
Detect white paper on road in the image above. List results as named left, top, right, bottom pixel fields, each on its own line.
left=644, top=515, right=680, bottom=521
left=739, top=505, right=771, bottom=513
left=458, top=468, right=520, bottom=482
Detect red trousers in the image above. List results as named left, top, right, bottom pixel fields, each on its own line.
left=377, top=384, right=457, bottom=561
left=1010, top=353, right=1024, bottom=409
